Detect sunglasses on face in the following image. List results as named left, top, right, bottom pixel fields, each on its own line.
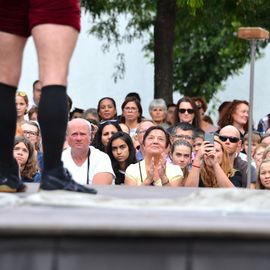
left=178, top=108, right=194, bottom=114
left=219, top=135, right=240, bottom=143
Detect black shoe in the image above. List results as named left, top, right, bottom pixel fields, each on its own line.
left=40, top=166, right=97, bottom=194
left=0, top=164, right=26, bottom=193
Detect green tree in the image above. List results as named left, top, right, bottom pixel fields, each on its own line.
left=80, top=0, right=270, bottom=103
left=173, top=0, right=270, bottom=102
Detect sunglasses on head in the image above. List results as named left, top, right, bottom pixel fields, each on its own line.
left=219, top=135, right=240, bottom=143
left=17, top=91, right=27, bottom=97
left=178, top=108, right=194, bottom=114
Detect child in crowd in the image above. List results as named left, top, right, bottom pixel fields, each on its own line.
left=170, top=140, right=192, bottom=184
left=107, top=132, right=137, bottom=185
left=16, top=91, right=29, bottom=126
left=242, top=132, right=261, bottom=157
left=262, top=145, right=270, bottom=160
left=13, top=136, right=41, bottom=183
left=256, top=158, right=270, bottom=190
left=253, top=143, right=269, bottom=170
left=193, top=128, right=205, bottom=156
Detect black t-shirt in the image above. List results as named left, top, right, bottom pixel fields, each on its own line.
left=199, top=170, right=242, bottom=187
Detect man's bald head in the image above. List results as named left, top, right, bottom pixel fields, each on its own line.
left=67, top=118, right=92, bottom=135
left=219, top=125, right=241, bottom=139
left=218, top=125, right=241, bottom=155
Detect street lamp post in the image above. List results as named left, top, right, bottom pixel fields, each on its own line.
left=238, top=27, right=269, bottom=187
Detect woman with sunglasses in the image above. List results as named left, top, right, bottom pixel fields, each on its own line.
left=174, top=97, right=201, bottom=129
left=125, top=126, right=183, bottom=186
left=185, top=138, right=242, bottom=188
left=16, top=91, right=29, bottom=126
left=107, top=132, right=137, bottom=185
left=92, top=120, right=122, bottom=153
left=218, top=99, right=249, bottom=137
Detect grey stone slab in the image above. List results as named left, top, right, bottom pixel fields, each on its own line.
left=1, top=184, right=270, bottom=270
left=1, top=185, right=270, bottom=238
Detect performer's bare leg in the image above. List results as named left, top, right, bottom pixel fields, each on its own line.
left=32, top=24, right=96, bottom=193
left=32, top=24, right=78, bottom=86
left=0, top=32, right=26, bottom=86
left=0, top=32, right=27, bottom=192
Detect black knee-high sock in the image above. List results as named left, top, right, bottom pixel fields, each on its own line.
left=0, top=82, right=17, bottom=168
left=38, top=85, right=68, bottom=171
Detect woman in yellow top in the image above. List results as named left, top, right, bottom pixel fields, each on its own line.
left=125, top=126, right=183, bottom=186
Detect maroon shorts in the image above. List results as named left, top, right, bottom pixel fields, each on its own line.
left=0, top=0, right=81, bottom=37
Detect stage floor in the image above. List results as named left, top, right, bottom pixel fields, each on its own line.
left=1, top=185, right=270, bottom=270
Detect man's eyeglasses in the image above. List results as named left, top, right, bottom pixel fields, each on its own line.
left=219, top=135, right=240, bottom=143
left=23, top=130, right=38, bottom=137
left=173, top=134, right=194, bottom=141
left=178, top=108, right=194, bottom=114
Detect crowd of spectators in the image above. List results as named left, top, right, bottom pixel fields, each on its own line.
left=14, top=81, right=270, bottom=190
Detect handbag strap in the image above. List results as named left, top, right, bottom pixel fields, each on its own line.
left=139, top=161, right=143, bottom=183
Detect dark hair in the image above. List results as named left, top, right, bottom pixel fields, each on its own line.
left=143, top=126, right=171, bottom=148
left=107, top=131, right=137, bottom=185
left=166, top=103, right=176, bottom=109
left=32, top=80, right=40, bottom=90
left=218, top=100, right=249, bottom=133
left=67, top=95, right=73, bottom=111
left=174, top=96, right=201, bottom=128
left=121, top=97, right=143, bottom=123
left=171, top=139, right=192, bottom=155
left=28, top=106, right=38, bottom=120
left=91, top=120, right=122, bottom=152
left=97, top=97, right=117, bottom=121
left=218, top=101, right=231, bottom=114
left=192, top=96, right=207, bottom=112
left=171, top=122, right=196, bottom=137
left=193, top=128, right=205, bottom=139
left=203, top=115, right=214, bottom=125
left=69, top=107, right=84, bottom=120
left=170, top=140, right=192, bottom=179
left=14, top=136, right=38, bottom=180
left=125, top=92, right=141, bottom=103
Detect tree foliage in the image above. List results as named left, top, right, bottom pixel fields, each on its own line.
left=173, top=0, right=270, bottom=102
left=80, top=0, right=270, bottom=102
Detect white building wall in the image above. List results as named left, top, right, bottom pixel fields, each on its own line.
left=18, top=12, right=270, bottom=126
